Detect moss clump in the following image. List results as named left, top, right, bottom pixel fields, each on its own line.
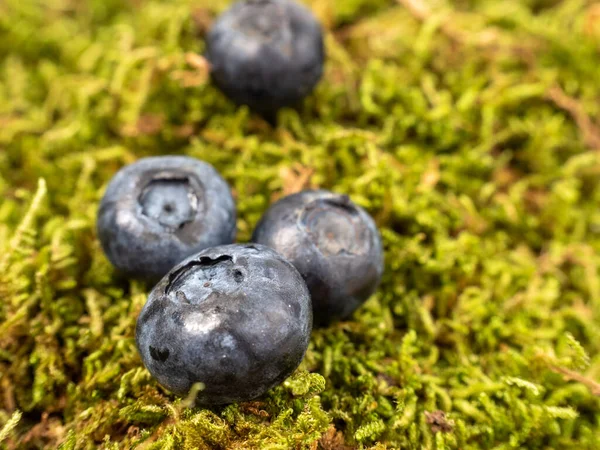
left=1, top=0, right=600, bottom=448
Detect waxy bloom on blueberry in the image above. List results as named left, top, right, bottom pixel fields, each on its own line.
left=135, top=244, right=312, bottom=404
left=97, top=156, right=236, bottom=280
left=253, top=190, right=384, bottom=325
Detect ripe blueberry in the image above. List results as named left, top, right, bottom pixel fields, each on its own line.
left=135, top=244, right=312, bottom=404
left=206, top=0, right=325, bottom=119
left=97, top=156, right=236, bottom=280
left=252, top=190, right=384, bottom=325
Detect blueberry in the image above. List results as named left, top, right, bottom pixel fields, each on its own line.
left=206, top=0, right=325, bottom=119
left=252, top=190, right=384, bottom=325
left=97, top=156, right=236, bottom=280
left=135, top=244, right=312, bottom=404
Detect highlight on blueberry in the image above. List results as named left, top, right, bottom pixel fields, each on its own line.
left=252, top=190, right=384, bottom=325
left=206, top=0, right=325, bottom=118
left=97, top=156, right=236, bottom=280
left=135, top=244, right=312, bottom=404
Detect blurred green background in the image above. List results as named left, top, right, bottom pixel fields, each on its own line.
left=0, top=0, right=599, bottom=448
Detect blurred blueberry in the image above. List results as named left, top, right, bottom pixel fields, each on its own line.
left=206, top=0, right=325, bottom=119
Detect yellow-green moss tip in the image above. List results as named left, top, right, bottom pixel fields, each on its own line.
left=1, top=0, right=600, bottom=448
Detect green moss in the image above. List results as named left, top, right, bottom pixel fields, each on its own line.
left=1, top=0, right=600, bottom=448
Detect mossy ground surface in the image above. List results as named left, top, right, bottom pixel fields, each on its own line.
left=1, top=0, right=600, bottom=448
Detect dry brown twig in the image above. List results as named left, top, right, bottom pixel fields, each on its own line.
left=280, top=164, right=316, bottom=196
left=317, top=426, right=354, bottom=450
left=546, top=85, right=600, bottom=151
left=425, top=410, right=455, bottom=434
left=549, top=365, right=600, bottom=397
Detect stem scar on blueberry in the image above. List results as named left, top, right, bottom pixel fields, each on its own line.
left=299, top=197, right=364, bottom=257
left=166, top=255, right=234, bottom=294
left=138, top=175, right=202, bottom=232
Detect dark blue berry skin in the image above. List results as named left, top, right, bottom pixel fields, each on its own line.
left=206, top=0, right=325, bottom=119
left=97, top=156, right=236, bottom=280
left=252, top=190, right=384, bottom=326
left=135, top=244, right=312, bottom=404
